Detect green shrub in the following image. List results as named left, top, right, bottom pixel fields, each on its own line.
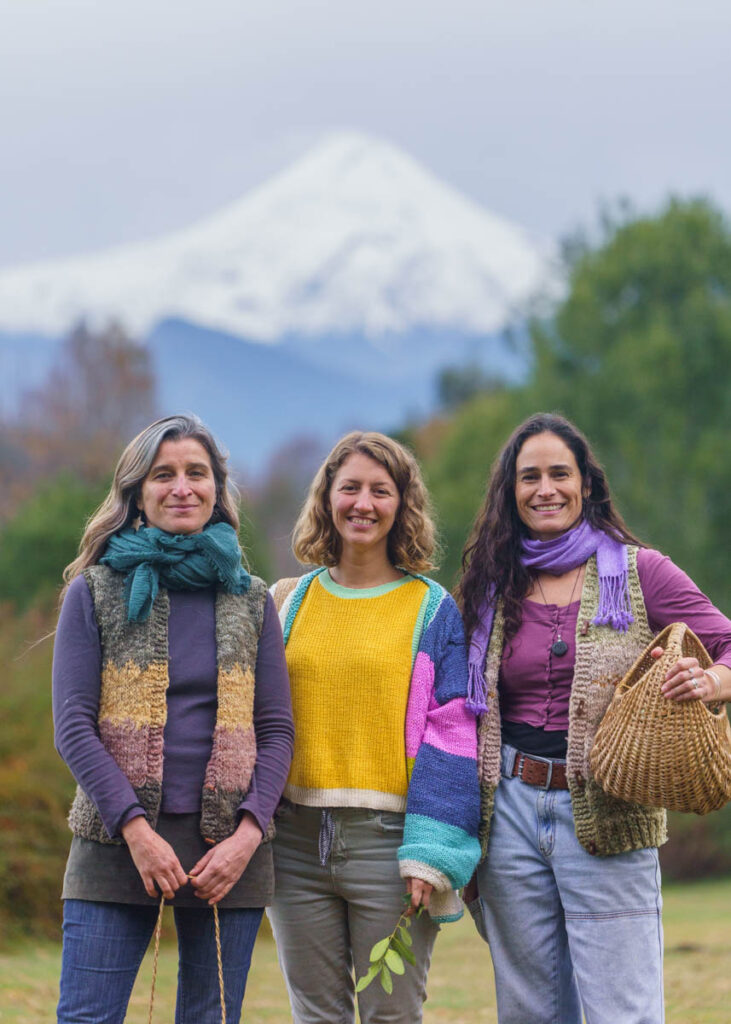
left=0, top=475, right=108, bottom=612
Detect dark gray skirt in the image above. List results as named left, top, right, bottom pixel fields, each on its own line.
left=62, top=813, right=273, bottom=908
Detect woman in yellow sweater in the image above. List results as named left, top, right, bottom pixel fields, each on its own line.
left=268, top=431, right=481, bottom=1024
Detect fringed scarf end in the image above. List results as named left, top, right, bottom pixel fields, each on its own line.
left=593, top=572, right=634, bottom=633
left=466, top=662, right=489, bottom=715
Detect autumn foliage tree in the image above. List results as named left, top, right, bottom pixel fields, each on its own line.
left=0, top=322, right=157, bottom=603
left=11, top=321, right=156, bottom=491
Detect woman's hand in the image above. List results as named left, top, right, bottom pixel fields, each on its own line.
left=121, top=815, right=188, bottom=899
left=654, top=648, right=719, bottom=702
left=404, top=876, right=434, bottom=915
left=188, top=812, right=262, bottom=905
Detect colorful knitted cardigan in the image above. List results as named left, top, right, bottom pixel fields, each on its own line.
left=277, top=569, right=482, bottom=922
left=67, top=565, right=268, bottom=846
left=477, top=549, right=668, bottom=858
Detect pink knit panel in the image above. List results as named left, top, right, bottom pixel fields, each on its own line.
left=423, top=697, right=478, bottom=759
left=405, top=652, right=434, bottom=758
left=99, top=721, right=163, bottom=786
left=204, top=724, right=257, bottom=790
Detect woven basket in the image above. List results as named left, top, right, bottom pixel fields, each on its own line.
left=590, top=622, right=731, bottom=814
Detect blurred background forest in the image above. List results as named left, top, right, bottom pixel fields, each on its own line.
left=1, top=196, right=730, bottom=944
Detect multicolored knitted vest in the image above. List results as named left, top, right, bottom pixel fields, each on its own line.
left=67, top=565, right=267, bottom=845
left=477, top=548, right=668, bottom=857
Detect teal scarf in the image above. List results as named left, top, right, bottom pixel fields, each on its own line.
left=100, top=523, right=251, bottom=621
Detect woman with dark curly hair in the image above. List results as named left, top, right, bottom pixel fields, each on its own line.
left=268, top=431, right=481, bottom=1024
left=459, top=412, right=731, bottom=1024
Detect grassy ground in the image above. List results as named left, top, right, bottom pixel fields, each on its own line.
left=1, top=878, right=729, bottom=1023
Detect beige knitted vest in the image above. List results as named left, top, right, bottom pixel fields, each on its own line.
left=476, top=548, right=668, bottom=858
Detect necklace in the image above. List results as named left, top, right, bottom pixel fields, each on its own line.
left=534, top=568, right=582, bottom=657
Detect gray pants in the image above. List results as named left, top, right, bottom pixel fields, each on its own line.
left=268, top=805, right=439, bottom=1024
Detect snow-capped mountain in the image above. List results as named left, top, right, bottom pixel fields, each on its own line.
left=0, top=133, right=555, bottom=470
left=0, top=132, right=549, bottom=340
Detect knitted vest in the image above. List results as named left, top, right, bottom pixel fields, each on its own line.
left=67, top=565, right=267, bottom=845
left=476, top=548, right=668, bottom=857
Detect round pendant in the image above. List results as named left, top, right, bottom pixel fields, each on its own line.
left=551, top=639, right=569, bottom=657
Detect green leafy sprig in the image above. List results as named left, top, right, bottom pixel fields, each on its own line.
left=355, top=894, right=422, bottom=995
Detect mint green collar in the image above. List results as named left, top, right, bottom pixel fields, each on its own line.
left=317, top=569, right=414, bottom=599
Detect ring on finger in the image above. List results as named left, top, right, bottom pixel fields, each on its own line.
left=692, top=678, right=699, bottom=690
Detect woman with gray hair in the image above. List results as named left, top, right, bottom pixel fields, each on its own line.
left=53, top=414, right=294, bottom=1023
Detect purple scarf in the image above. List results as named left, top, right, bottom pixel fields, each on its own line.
left=465, top=520, right=634, bottom=713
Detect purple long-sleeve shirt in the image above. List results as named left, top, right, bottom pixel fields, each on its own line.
left=500, top=548, right=731, bottom=732
left=53, top=575, right=294, bottom=839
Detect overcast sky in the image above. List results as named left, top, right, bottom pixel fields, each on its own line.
left=2, top=0, right=730, bottom=268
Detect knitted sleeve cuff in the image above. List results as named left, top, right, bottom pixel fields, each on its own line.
left=428, top=888, right=464, bottom=923
left=398, top=859, right=451, bottom=892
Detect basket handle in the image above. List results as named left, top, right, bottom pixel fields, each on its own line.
left=147, top=898, right=226, bottom=1023
left=614, top=622, right=710, bottom=700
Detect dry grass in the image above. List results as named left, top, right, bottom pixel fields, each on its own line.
left=1, top=879, right=729, bottom=1023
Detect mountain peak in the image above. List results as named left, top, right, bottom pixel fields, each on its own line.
left=0, top=132, right=551, bottom=340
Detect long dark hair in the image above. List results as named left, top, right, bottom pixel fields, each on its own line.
left=457, top=413, right=643, bottom=642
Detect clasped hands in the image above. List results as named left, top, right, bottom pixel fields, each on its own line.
left=121, top=811, right=262, bottom=905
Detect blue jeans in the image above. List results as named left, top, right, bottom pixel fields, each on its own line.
left=57, top=899, right=263, bottom=1024
left=471, top=746, right=664, bottom=1024
left=268, top=806, right=439, bottom=1024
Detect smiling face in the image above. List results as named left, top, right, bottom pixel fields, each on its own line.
left=137, top=437, right=217, bottom=535
left=328, top=452, right=400, bottom=559
left=514, top=431, right=587, bottom=541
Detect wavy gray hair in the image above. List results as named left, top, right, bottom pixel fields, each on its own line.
left=63, top=414, right=240, bottom=587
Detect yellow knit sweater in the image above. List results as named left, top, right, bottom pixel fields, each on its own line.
left=284, top=572, right=428, bottom=810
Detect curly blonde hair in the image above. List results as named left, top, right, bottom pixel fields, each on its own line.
left=292, top=431, right=437, bottom=573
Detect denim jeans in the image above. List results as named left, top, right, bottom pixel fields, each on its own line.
left=470, top=745, right=664, bottom=1024
left=268, top=805, right=439, bottom=1024
left=57, top=899, right=263, bottom=1024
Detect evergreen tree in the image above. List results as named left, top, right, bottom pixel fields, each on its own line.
left=529, top=198, right=731, bottom=606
